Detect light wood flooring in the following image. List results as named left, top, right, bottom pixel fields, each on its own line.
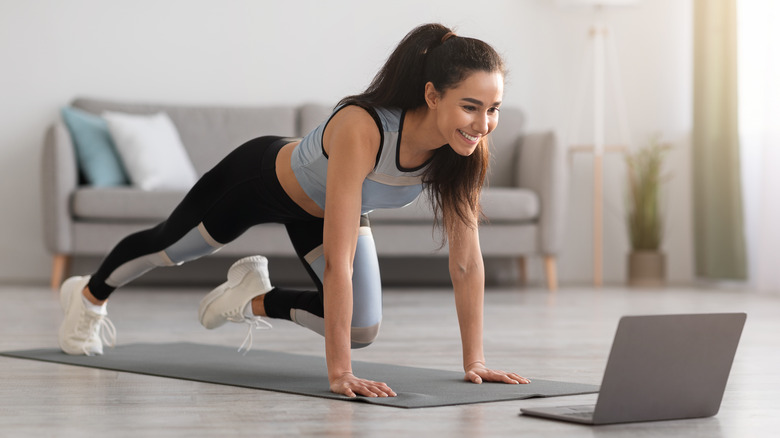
left=1, top=283, right=778, bottom=437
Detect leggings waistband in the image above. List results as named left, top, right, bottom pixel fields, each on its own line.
left=259, top=136, right=319, bottom=222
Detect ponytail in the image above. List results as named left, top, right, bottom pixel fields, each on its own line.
left=339, top=23, right=451, bottom=109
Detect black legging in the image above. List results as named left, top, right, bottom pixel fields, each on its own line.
left=88, top=136, right=328, bottom=320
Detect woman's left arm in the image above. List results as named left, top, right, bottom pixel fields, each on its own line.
left=448, top=216, right=531, bottom=385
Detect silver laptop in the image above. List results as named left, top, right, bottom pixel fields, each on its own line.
left=521, top=313, right=746, bottom=425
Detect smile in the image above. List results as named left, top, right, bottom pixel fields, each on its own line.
left=458, top=129, right=479, bottom=142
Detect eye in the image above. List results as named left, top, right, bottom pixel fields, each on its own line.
left=488, top=107, right=501, bottom=115
left=462, top=105, right=478, bottom=112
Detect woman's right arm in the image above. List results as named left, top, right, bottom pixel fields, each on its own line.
left=321, top=107, right=396, bottom=398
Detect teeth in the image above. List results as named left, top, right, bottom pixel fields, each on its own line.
left=459, top=130, right=478, bottom=142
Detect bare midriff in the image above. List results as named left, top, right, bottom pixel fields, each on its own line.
left=275, top=141, right=326, bottom=218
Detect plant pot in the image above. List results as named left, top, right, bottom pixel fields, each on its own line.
left=627, top=251, right=666, bottom=287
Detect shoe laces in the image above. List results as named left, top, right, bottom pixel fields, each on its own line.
left=226, top=314, right=272, bottom=355
left=78, top=310, right=117, bottom=354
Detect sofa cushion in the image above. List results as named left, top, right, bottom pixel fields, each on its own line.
left=368, top=188, right=538, bottom=224
left=72, top=187, right=185, bottom=221
left=60, top=107, right=130, bottom=187
left=481, top=188, right=539, bottom=223
left=103, top=111, right=198, bottom=191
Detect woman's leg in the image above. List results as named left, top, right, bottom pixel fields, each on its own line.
left=87, top=136, right=291, bottom=300
left=61, top=135, right=295, bottom=356
left=263, top=215, right=383, bottom=349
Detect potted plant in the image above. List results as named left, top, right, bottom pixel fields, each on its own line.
left=625, top=136, right=669, bottom=287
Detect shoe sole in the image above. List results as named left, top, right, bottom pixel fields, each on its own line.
left=198, top=255, right=269, bottom=328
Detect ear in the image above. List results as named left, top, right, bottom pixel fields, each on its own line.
left=424, top=82, right=440, bottom=109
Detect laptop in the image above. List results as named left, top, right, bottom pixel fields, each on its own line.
left=520, top=313, right=746, bottom=425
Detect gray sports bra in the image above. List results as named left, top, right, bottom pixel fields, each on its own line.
left=290, top=105, right=431, bottom=214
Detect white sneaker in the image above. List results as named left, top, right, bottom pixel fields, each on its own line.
left=198, top=256, right=274, bottom=329
left=199, top=256, right=274, bottom=353
left=58, top=276, right=116, bottom=356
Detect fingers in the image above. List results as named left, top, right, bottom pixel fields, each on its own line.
left=331, top=375, right=397, bottom=398
left=508, top=372, right=532, bottom=384
left=465, top=370, right=483, bottom=384
left=495, top=371, right=531, bottom=384
left=496, top=371, right=520, bottom=384
left=465, top=368, right=532, bottom=385
left=353, top=380, right=395, bottom=398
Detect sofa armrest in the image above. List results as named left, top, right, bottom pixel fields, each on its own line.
left=514, top=131, right=567, bottom=255
left=41, top=121, right=77, bottom=254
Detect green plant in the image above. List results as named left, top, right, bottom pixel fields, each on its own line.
left=625, top=136, right=669, bottom=251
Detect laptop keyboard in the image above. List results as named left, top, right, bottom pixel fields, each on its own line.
left=564, top=406, right=595, bottom=418
left=566, top=411, right=594, bottom=419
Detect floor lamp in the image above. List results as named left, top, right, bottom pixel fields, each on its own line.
left=560, top=0, right=637, bottom=286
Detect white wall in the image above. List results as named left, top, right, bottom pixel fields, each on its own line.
left=0, top=0, right=693, bottom=285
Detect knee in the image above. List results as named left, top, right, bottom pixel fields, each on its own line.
left=350, top=320, right=381, bottom=349
left=163, top=223, right=223, bottom=265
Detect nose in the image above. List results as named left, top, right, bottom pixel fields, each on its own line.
left=473, top=112, right=489, bottom=135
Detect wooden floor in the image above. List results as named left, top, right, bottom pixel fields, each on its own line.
left=1, top=283, right=778, bottom=437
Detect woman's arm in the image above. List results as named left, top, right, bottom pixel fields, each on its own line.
left=447, top=215, right=487, bottom=370
left=447, top=215, right=531, bottom=385
left=321, top=106, right=396, bottom=397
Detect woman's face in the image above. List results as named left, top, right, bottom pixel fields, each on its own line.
left=427, top=70, right=504, bottom=156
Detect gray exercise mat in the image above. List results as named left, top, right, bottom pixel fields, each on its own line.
left=1, top=342, right=599, bottom=408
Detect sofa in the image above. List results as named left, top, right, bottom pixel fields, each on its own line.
left=42, top=97, right=566, bottom=291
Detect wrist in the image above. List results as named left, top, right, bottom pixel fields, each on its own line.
left=328, top=369, right=353, bottom=383
left=464, top=360, right=486, bottom=372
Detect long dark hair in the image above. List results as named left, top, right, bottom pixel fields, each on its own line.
left=339, top=23, right=506, bottom=240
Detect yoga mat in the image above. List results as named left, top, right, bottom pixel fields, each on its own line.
left=1, top=342, right=599, bottom=408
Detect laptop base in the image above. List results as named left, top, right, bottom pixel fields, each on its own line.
left=521, top=405, right=595, bottom=425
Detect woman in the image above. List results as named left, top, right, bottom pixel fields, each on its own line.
left=58, top=23, right=530, bottom=398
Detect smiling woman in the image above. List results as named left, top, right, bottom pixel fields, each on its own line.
left=423, top=73, right=503, bottom=156
left=56, top=23, right=529, bottom=400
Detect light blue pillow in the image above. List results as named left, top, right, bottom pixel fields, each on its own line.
left=61, top=106, right=129, bottom=186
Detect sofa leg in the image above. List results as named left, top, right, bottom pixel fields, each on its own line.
left=544, top=256, right=558, bottom=292
left=51, top=254, right=70, bottom=290
left=517, top=256, right=527, bottom=286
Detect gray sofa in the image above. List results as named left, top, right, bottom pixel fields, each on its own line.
left=42, top=97, right=566, bottom=291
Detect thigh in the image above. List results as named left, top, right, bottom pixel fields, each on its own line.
left=285, top=216, right=383, bottom=326
left=198, top=136, right=295, bottom=243
left=165, top=136, right=275, bottom=242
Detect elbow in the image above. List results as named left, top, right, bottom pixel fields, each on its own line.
left=324, top=258, right=354, bottom=283
left=449, top=258, right=483, bottom=282
left=450, top=261, right=468, bottom=280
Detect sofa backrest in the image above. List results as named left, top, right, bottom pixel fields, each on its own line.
left=298, top=103, right=334, bottom=137
left=71, top=98, right=524, bottom=186
left=486, top=106, right=526, bottom=188
left=72, top=98, right=299, bottom=175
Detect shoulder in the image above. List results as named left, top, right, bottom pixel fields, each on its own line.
left=329, top=105, right=382, bottom=135
left=323, top=105, right=383, bottom=155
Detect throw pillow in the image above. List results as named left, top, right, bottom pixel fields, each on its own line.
left=60, top=107, right=130, bottom=186
left=102, top=111, right=198, bottom=191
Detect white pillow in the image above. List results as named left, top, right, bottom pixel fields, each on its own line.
left=102, top=111, right=198, bottom=191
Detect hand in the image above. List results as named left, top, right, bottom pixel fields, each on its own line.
left=330, top=372, right=397, bottom=398
left=464, top=362, right=531, bottom=385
